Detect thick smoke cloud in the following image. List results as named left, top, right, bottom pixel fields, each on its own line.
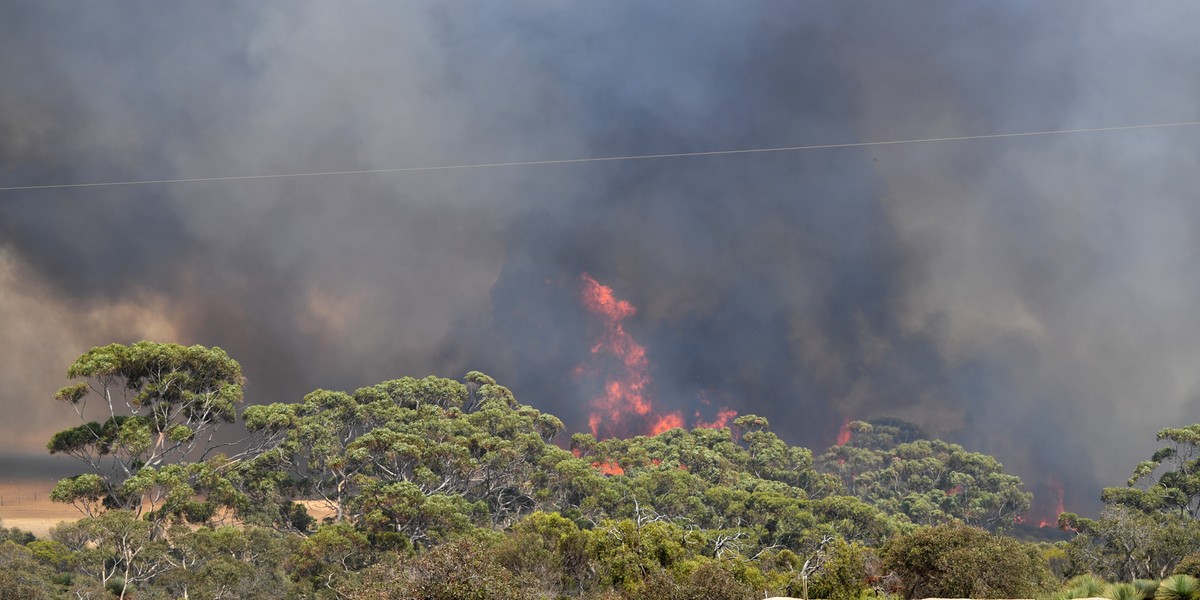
left=2, top=1, right=1200, bottom=515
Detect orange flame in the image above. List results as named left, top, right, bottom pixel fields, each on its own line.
left=578, top=273, right=662, bottom=437
left=1038, top=477, right=1066, bottom=528
left=695, top=408, right=738, bottom=430
left=577, top=274, right=737, bottom=438
left=591, top=461, right=624, bottom=476
left=836, top=417, right=852, bottom=445
left=1017, top=475, right=1067, bottom=528
left=694, top=391, right=737, bottom=431
left=650, top=411, right=684, bottom=435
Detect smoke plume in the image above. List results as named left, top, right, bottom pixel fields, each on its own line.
left=3, top=2, right=1200, bottom=514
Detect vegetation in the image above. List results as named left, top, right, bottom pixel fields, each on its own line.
left=881, top=522, right=1051, bottom=598
left=6, top=341, right=1200, bottom=597
left=817, top=419, right=1031, bottom=530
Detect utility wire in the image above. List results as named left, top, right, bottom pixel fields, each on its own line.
left=2, top=120, right=1199, bottom=192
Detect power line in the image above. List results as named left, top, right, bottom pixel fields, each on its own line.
left=2, top=119, right=1199, bottom=192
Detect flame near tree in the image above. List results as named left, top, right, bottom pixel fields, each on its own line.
left=577, top=273, right=733, bottom=439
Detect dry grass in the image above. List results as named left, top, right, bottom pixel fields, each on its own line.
left=0, top=479, right=82, bottom=538
left=0, top=480, right=342, bottom=539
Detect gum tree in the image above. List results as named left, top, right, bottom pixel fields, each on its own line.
left=47, top=341, right=245, bottom=517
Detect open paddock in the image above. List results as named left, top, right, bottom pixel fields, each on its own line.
left=0, top=480, right=81, bottom=538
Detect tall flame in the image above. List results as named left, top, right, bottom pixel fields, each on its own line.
left=577, top=273, right=735, bottom=438
left=836, top=417, right=853, bottom=445
left=579, top=273, right=656, bottom=438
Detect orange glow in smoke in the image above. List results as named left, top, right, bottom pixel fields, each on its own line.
left=695, top=408, right=738, bottom=430
left=1039, top=477, right=1066, bottom=528
left=836, top=417, right=853, bottom=446
left=1017, top=476, right=1068, bottom=528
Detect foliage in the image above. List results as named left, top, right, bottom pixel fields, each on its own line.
left=349, top=539, right=535, bottom=600
left=1058, top=573, right=1108, bottom=598
left=1177, top=552, right=1200, bottom=577
left=882, top=522, right=1052, bottom=599
left=809, top=538, right=870, bottom=600
left=818, top=419, right=1031, bottom=530
left=1112, top=425, right=1200, bottom=518
left=1112, top=582, right=1147, bottom=600
left=0, top=542, right=56, bottom=600
left=1062, top=502, right=1200, bottom=580
left=1137, top=579, right=1166, bottom=600
left=47, top=342, right=246, bottom=522
left=1157, top=574, right=1200, bottom=600
left=32, top=344, right=1078, bottom=599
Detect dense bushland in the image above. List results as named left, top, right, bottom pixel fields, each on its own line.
left=3, top=342, right=1200, bottom=598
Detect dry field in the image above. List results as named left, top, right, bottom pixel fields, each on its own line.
left=0, top=478, right=337, bottom=539
left=0, top=479, right=82, bottom=538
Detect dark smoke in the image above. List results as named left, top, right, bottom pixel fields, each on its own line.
left=4, top=1, right=1200, bottom=515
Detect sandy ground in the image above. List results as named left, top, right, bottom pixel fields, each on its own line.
left=0, top=480, right=82, bottom=538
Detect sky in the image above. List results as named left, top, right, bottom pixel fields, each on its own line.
left=3, top=1, right=1200, bottom=516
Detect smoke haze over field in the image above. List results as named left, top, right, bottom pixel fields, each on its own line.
left=4, top=1, right=1200, bottom=515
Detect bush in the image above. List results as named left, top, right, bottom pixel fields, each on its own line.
left=1177, top=554, right=1200, bottom=578
left=1136, top=580, right=1163, bottom=600
left=350, top=539, right=534, bottom=600
left=810, top=539, right=870, bottom=600
left=629, top=562, right=752, bottom=600
left=1111, top=583, right=1143, bottom=600
left=684, top=561, right=753, bottom=600
left=1156, top=575, right=1200, bottom=600
left=1061, top=573, right=1107, bottom=598
left=883, top=522, right=1053, bottom=599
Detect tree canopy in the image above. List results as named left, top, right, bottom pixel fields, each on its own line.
left=817, top=419, right=1031, bottom=530
left=48, top=342, right=245, bottom=519
left=27, top=342, right=1096, bottom=599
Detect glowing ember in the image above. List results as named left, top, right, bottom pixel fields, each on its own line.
left=836, top=417, right=853, bottom=445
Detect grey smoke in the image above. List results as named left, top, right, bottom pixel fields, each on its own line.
left=3, top=1, right=1200, bottom=515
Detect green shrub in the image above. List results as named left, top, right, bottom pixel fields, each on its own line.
left=810, top=539, right=870, bottom=600
left=1177, top=554, right=1200, bottom=578
left=883, top=523, right=1053, bottom=599
left=1110, top=583, right=1142, bottom=600
left=1061, top=573, right=1107, bottom=598
left=1156, top=575, right=1200, bottom=600
left=1136, top=580, right=1162, bottom=600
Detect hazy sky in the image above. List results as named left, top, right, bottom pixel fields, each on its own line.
left=3, top=1, right=1200, bottom=515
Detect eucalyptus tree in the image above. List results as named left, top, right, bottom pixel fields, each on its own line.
left=817, top=420, right=1030, bottom=530
left=1060, top=423, right=1200, bottom=580
left=242, top=372, right=572, bottom=544
left=1105, top=424, right=1200, bottom=518
left=47, top=342, right=245, bottom=519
